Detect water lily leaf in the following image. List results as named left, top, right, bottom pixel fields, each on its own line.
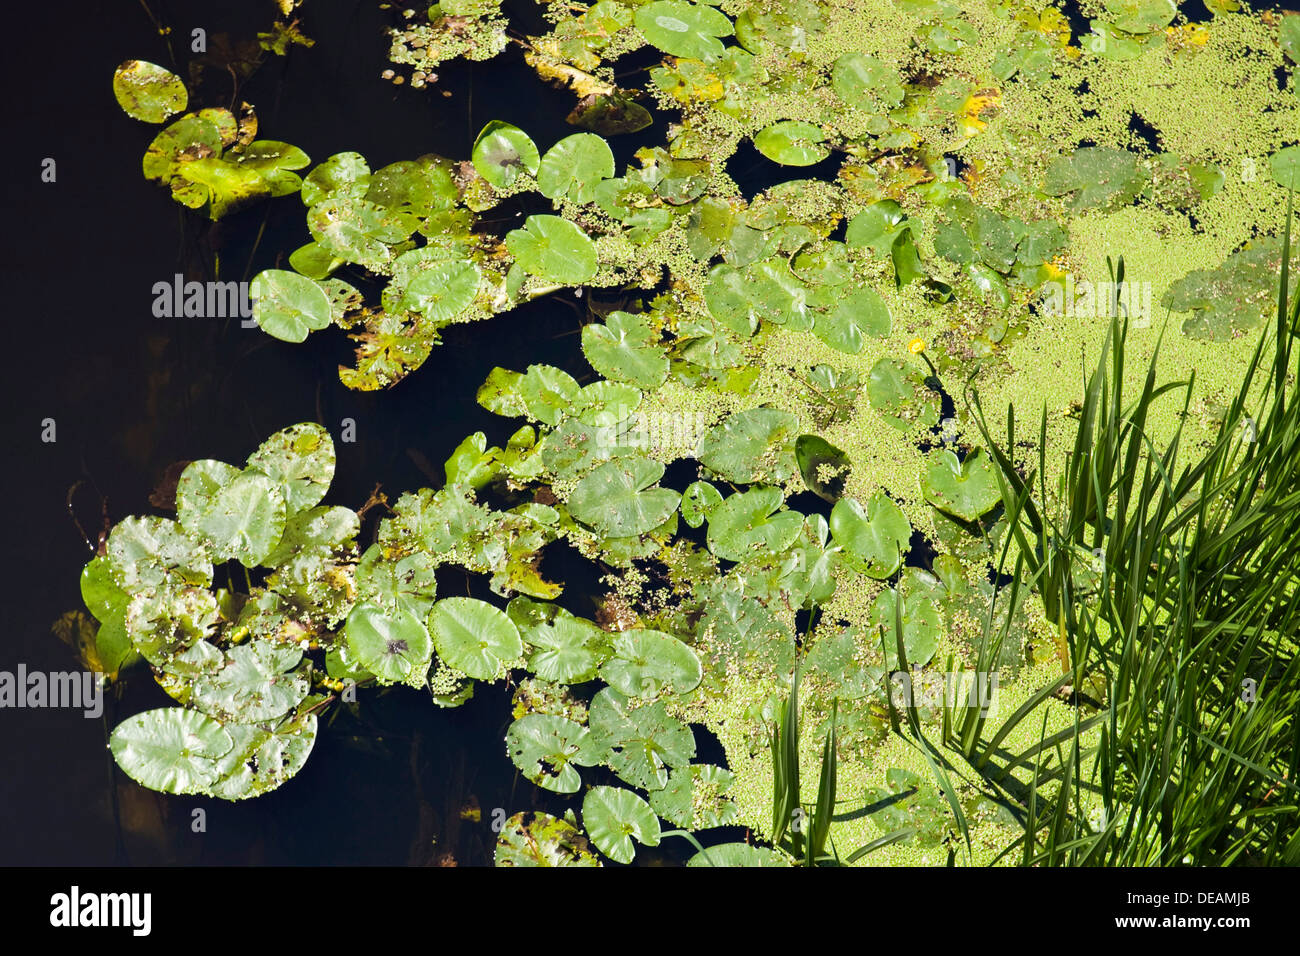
left=125, top=587, right=219, bottom=668
left=830, top=494, right=911, bottom=578
left=832, top=52, right=904, bottom=111
left=871, top=588, right=942, bottom=668
left=190, top=640, right=310, bottom=723
left=176, top=462, right=287, bottom=565
left=696, top=407, right=799, bottom=483
left=687, top=842, right=790, bottom=866
left=107, top=516, right=212, bottom=591
left=400, top=257, right=481, bottom=320
left=863, top=767, right=951, bottom=845
left=367, top=157, right=458, bottom=219
left=301, top=151, right=371, bottom=206
left=587, top=688, right=696, bottom=791
left=583, top=786, right=661, bottom=863
left=567, top=91, right=654, bottom=135
left=338, top=310, right=437, bottom=391
left=472, top=120, right=541, bottom=189
left=753, top=121, right=830, bottom=166
left=344, top=602, right=434, bottom=686
left=356, top=544, right=438, bottom=620
left=635, top=1, right=734, bottom=61
left=707, top=487, right=803, bottom=561
left=506, top=214, right=599, bottom=284
left=307, top=196, right=410, bottom=268
left=813, top=287, right=891, bottom=353
left=505, top=713, right=597, bottom=793
left=513, top=602, right=611, bottom=683
left=429, top=597, right=522, bottom=680
left=81, top=555, right=130, bottom=626
left=649, top=764, right=737, bottom=829
left=246, top=423, right=336, bottom=514
left=114, top=60, right=188, bottom=123
left=1269, top=146, right=1300, bottom=189
left=681, top=479, right=723, bottom=528
left=206, top=712, right=317, bottom=800
left=1043, top=147, right=1147, bottom=212
left=519, top=363, right=581, bottom=426
left=109, top=707, right=232, bottom=795
left=249, top=269, right=333, bottom=343
left=1282, top=13, right=1300, bottom=65
left=569, top=457, right=681, bottom=537
left=865, top=357, right=940, bottom=430
left=262, top=505, right=359, bottom=569
left=1163, top=238, right=1296, bottom=341
left=1104, top=0, right=1175, bottom=34
left=846, top=200, right=911, bottom=256
left=795, top=435, right=850, bottom=501
left=538, top=133, right=616, bottom=204
left=921, top=448, right=1001, bottom=521
left=495, top=811, right=601, bottom=866
left=477, top=366, right=528, bottom=417
left=600, top=629, right=702, bottom=698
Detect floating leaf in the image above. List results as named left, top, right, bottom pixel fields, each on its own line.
left=207, top=713, right=317, bottom=801
left=429, top=597, right=522, bottom=680
left=587, top=688, right=695, bottom=791
left=813, top=288, right=891, bottom=353
left=921, top=448, right=1001, bottom=521
left=706, top=487, right=803, bottom=562
left=250, top=269, right=333, bottom=343
left=246, top=423, right=336, bottom=513
left=1043, top=147, right=1147, bottom=212
left=830, top=493, right=912, bottom=577
left=538, top=133, right=616, bottom=204
left=795, top=435, right=851, bottom=501
left=109, top=707, right=232, bottom=795
left=106, top=516, right=212, bottom=591
left=686, top=842, right=790, bottom=866
left=176, top=462, right=287, bottom=566
left=696, top=407, right=799, bottom=483
left=569, top=457, right=681, bottom=537
left=865, top=358, right=940, bottom=430
left=514, top=603, right=611, bottom=683
left=1103, top=0, right=1176, bottom=34
left=495, top=811, right=601, bottom=866
left=506, top=214, right=599, bottom=284
left=681, top=480, right=723, bottom=528
left=635, top=1, right=734, bottom=61
left=301, top=151, right=371, bottom=206
left=190, top=640, right=309, bottom=723
left=1269, top=146, right=1300, bottom=190
left=583, top=786, right=661, bottom=863
left=344, top=602, right=433, bottom=685
left=600, top=629, right=703, bottom=697
left=753, top=121, right=830, bottom=166
left=472, top=121, right=541, bottom=189
left=832, top=52, right=904, bottom=111
left=505, top=713, right=597, bottom=793
left=871, top=588, right=942, bottom=668
left=113, top=60, right=188, bottom=123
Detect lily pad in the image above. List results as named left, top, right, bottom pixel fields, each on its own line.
left=505, top=713, right=597, bottom=793
left=813, top=288, right=892, bottom=353
left=600, top=629, right=703, bottom=698
left=246, top=423, right=336, bottom=514
left=635, top=1, right=734, bottom=61
left=583, top=786, right=661, bottom=863
left=429, top=597, right=523, bottom=680
left=921, top=448, right=1001, bottom=521
left=696, top=407, right=799, bottom=483
left=870, top=588, right=943, bottom=668
left=506, top=214, right=599, bottom=284
left=753, top=121, right=830, bottom=167
left=249, top=269, right=334, bottom=343
left=344, top=602, right=434, bottom=685
left=582, top=311, right=669, bottom=388
left=830, top=493, right=912, bottom=578
left=176, top=462, right=287, bottom=566
left=471, top=121, right=540, bottom=189
left=495, top=811, right=601, bottom=866
left=190, top=640, right=310, bottom=723
left=569, top=457, right=681, bottom=537
left=113, top=60, right=188, bottom=123
left=706, top=487, right=803, bottom=561
left=109, top=707, right=232, bottom=795
left=538, top=133, right=616, bottom=203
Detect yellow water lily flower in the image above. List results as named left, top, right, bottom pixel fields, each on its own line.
left=908, top=337, right=926, bottom=354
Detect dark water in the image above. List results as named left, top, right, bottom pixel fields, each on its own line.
left=0, top=0, right=719, bottom=865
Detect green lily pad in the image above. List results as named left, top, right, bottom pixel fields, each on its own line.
left=582, top=311, right=669, bottom=388
left=753, top=121, right=830, bottom=166
left=176, top=462, right=287, bottom=566
left=471, top=120, right=541, bottom=189
left=680, top=480, right=723, bottom=528
left=921, top=448, right=1001, bottom=521
left=538, top=133, right=616, bottom=204
left=866, top=358, right=940, bottom=430
left=587, top=688, right=696, bottom=791
left=344, top=602, right=434, bottom=686
left=109, top=707, right=232, bottom=795
left=813, top=288, right=892, bottom=353
left=1269, top=146, right=1300, bottom=189
left=707, top=486, right=803, bottom=561
left=506, top=214, right=599, bottom=284
left=356, top=545, right=438, bottom=620
left=1043, top=147, right=1147, bottom=212
left=206, top=712, right=318, bottom=801
left=495, top=811, right=601, bottom=866
left=569, top=457, right=681, bottom=537
left=829, top=493, right=912, bottom=578
left=429, top=597, right=522, bottom=680
left=687, top=842, right=791, bottom=866
left=831, top=52, right=904, bottom=111
left=301, top=151, right=371, bottom=206
left=106, top=516, right=212, bottom=591
left=246, top=423, right=336, bottom=514
left=113, top=60, right=187, bottom=123
left=583, top=786, right=661, bottom=863
left=696, top=407, right=799, bottom=483
left=513, top=602, right=611, bottom=683
left=648, top=764, right=737, bottom=829
left=190, top=640, right=310, bottom=723
left=600, top=629, right=703, bottom=698
left=505, top=713, right=597, bottom=793
left=250, top=269, right=333, bottom=343
left=635, top=1, right=734, bottom=61
left=870, top=587, right=943, bottom=668
left=795, top=435, right=851, bottom=501
left=1103, top=0, right=1176, bottom=34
